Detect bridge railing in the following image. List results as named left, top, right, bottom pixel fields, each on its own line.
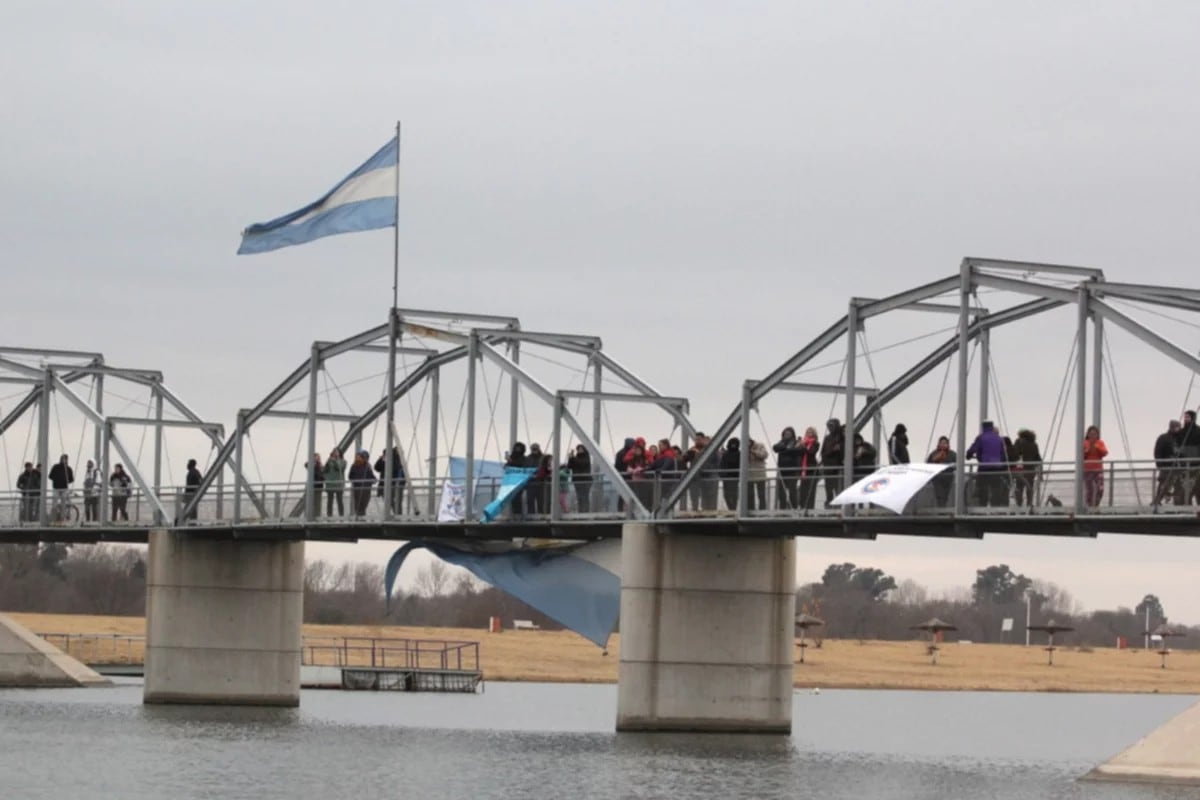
left=301, top=635, right=480, bottom=672
left=1, top=461, right=1189, bottom=527
left=37, top=632, right=145, bottom=664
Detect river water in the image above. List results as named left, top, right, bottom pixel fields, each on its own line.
left=0, top=681, right=1194, bottom=799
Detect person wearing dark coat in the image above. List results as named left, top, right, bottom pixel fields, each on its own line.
left=966, top=421, right=1009, bottom=507
left=719, top=437, right=741, bottom=511
left=820, top=418, right=845, bottom=507
left=773, top=427, right=802, bottom=510
left=926, top=436, right=957, bottom=508
left=888, top=424, right=911, bottom=465
left=348, top=450, right=375, bottom=517
left=567, top=445, right=593, bottom=513
left=1011, top=429, right=1042, bottom=508
left=185, top=458, right=203, bottom=520
left=1180, top=410, right=1200, bottom=504
left=852, top=435, right=878, bottom=480
left=1153, top=419, right=1183, bottom=507
left=48, top=455, right=74, bottom=522
left=374, top=447, right=405, bottom=514
left=16, top=462, right=39, bottom=522
left=525, top=443, right=546, bottom=514
left=505, top=442, right=528, bottom=516
left=796, top=427, right=821, bottom=511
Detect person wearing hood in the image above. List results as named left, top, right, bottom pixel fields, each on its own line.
left=567, top=444, right=593, bottom=513
left=747, top=438, right=769, bottom=511
left=719, top=437, right=741, bottom=511
left=375, top=447, right=405, bottom=515
left=185, top=458, right=203, bottom=521
left=888, top=424, right=910, bottom=465
left=966, top=421, right=1008, bottom=507
left=820, top=418, right=845, bottom=507
left=82, top=459, right=101, bottom=523
left=348, top=449, right=375, bottom=517
left=926, top=436, right=957, bottom=507
left=526, top=443, right=546, bottom=514
left=773, top=427, right=801, bottom=510
left=323, top=447, right=347, bottom=517
left=1153, top=419, right=1183, bottom=507
left=614, top=437, right=635, bottom=512
left=853, top=434, right=878, bottom=480
left=796, top=427, right=821, bottom=510
left=1011, top=429, right=1041, bottom=508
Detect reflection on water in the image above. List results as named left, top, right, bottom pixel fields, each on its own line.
left=0, top=682, right=1193, bottom=800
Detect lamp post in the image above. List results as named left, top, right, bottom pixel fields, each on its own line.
left=1024, top=588, right=1032, bottom=647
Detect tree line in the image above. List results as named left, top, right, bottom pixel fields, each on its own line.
left=0, top=543, right=1194, bottom=649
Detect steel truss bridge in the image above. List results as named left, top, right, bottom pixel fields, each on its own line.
left=3, top=257, right=1200, bottom=544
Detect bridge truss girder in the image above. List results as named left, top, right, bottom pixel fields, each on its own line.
left=186, top=306, right=695, bottom=523
left=659, top=257, right=1200, bottom=517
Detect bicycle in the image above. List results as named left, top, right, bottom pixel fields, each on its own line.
left=51, top=490, right=80, bottom=524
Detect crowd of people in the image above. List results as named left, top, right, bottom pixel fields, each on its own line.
left=18, top=411, right=1200, bottom=522
left=567, top=417, right=1126, bottom=513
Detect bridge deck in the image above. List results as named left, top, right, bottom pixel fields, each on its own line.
left=3, top=508, right=1199, bottom=544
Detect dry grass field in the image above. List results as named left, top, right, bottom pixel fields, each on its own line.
left=10, top=612, right=1200, bottom=693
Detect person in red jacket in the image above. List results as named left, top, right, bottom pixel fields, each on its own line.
left=1083, top=425, right=1108, bottom=508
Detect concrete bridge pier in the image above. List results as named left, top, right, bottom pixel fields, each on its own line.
left=144, top=530, right=304, bottom=706
left=617, top=523, right=796, bottom=733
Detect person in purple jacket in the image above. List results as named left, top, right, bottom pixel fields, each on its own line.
left=966, top=420, right=1010, bottom=507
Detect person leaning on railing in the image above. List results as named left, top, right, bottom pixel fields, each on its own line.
left=1082, top=426, right=1108, bottom=508
left=110, top=464, right=132, bottom=522
left=1179, top=410, right=1200, bottom=505
left=1153, top=419, right=1183, bottom=507
left=323, top=448, right=346, bottom=517
left=1011, top=429, right=1042, bottom=509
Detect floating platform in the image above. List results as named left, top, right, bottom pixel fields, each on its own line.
left=340, top=667, right=482, bottom=693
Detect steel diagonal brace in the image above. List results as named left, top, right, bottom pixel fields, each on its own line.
left=475, top=341, right=648, bottom=518
left=49, top=374, right=172, bottom=523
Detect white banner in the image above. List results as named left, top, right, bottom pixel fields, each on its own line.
left=437, top=480, right=466, bottom=522
left=830, top=463, right=951, bottom=514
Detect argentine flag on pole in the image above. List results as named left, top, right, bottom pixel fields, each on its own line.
left=237, top=135, right=398, bottom=255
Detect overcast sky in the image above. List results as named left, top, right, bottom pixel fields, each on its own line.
left=5, top=1, right=1200, bottom=622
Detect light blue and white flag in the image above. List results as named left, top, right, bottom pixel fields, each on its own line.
left=237, top=136, right=398, bottom=255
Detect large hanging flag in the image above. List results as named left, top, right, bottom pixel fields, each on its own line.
left=237, top=135, right=398, bottom=254
left=830, top=462, right=952, bottom=514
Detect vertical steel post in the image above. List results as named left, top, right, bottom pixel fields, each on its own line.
left=233, top=412, right=245, bottom=524
left=215, top=458, right=224, bottom=522
left=99, top=421, right=110, bottom=524
left=93, top=373, right=103, bottom=462
left=153, top=385, right=163, bottom=524
left=592, top=353, right=603, bottom=509
left=1092, top=313, right=1104, bottom=431
left=869, top=395, right=882, bottom=455
left=508, top=340, right=520, bottom=450
left=37, top=371, right=51, bottom=525
left=551, top=392, right=563, bottom=521
left=843, top=302, right=858, bottom=496
left=1075, top=285, right=1089, bottom=511
left=466, top=332, right=478, bottom=520
left=737, top=382, right=751, bottom=516
left=955, top=264, right=971, bottom=514
left=979, top=326, right=991, bottom=426
left=305, top=345, right=319, bottom=522
left=428, top=367, right=439, bottom=517
left=591, top=352, right=603, bottom=444
left=383, top=309, right=398, bottom=520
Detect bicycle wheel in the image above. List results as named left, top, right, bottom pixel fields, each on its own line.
left=68, top=504, right=80, bottom=523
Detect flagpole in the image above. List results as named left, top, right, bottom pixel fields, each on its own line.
left=392, top=120, right=401, bottom=311
left=384, top=120, right=401, bottom=520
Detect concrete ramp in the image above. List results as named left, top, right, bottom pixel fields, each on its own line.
left=0, top=613, right=110, bottom=687
left=1085, top=700, right=1200, bottom=786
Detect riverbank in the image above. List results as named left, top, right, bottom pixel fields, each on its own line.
left=10, top=612, right=1200, bottom=693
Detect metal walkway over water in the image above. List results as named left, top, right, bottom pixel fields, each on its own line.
left=4, top=257, right=1200, bottom=544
